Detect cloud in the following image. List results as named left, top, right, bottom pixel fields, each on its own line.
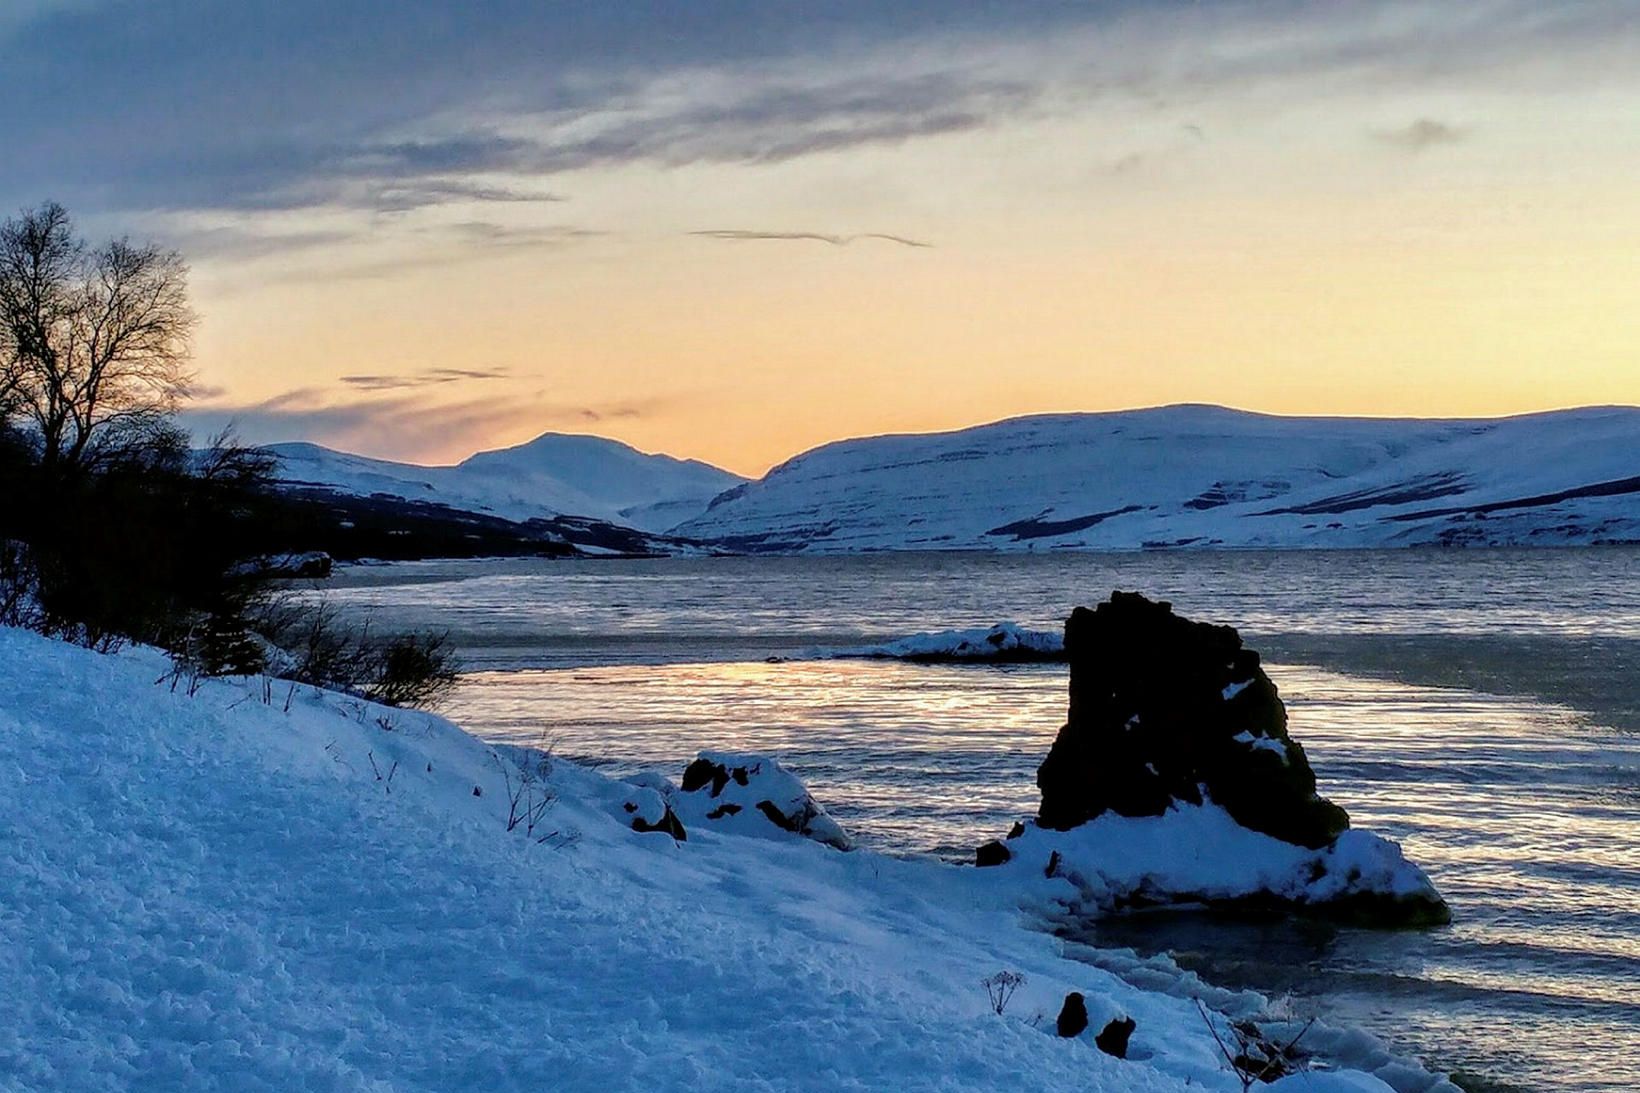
left=0, top=4, right=1053, bottom=217
left=1106, top=153, right=1146, bottom=175
left=337, top=366, right=512, bottom=392
left=1373, top=118, right=1467, bottom=151
left=4, top=1, right=1629, bottom=256
left=366, top=180, right=566, bottom=214
left=180, top=384, right=688, bottom=463
left=164, top=224, right=359, bottom=261
left=690, top=229, right=931, bottom=248
left=439, top=221, right=608, bottom=248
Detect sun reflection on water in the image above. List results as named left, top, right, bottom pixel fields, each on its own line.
left=330, top=550, right=1640, bottom=1093
left=446, top=658, right=1638, bottom=1093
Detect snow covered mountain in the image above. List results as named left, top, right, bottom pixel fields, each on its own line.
left=268, top=432, right=745, bottom=532
left=672, top=405, right=1640, bottom=552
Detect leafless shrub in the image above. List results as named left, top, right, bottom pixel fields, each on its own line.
left=255, top=596, right=459, bottom=710
left=159, top=626, right=205, bottom=697
left=367, top=750, right=399, bottom=794
left=0, top=539, right=40, bottom=629
left=1195, top=999, right=1314, bottom=1091
left=493, top=734, right=564, bottom=843
left=982, top=971, right=1027, bottom=1016
left=364, top=631, right=458, bottom=709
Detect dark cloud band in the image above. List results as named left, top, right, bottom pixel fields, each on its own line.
left=690, top=230, right=931, bottom=248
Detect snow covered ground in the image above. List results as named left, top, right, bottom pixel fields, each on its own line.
left=673, top=404, right=1640, bottom=551
left=268, top=431, right=744, bottom=533
left=0, top=626, right=1458, bottom=1092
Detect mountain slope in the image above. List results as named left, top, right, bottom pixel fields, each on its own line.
left=268, top=432, right=745, bottom=532
left=672, top=405, right=1640, bottom=552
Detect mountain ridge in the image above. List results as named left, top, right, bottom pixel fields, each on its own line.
left=671, top=404, right=1640, bottom=552
left=261, top=405, right=1640, bottom=552
left=266, top=430, right=746, bottom=532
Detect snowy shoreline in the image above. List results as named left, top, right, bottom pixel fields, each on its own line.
left=818, top=622, right=1066, bottom=663
left=1, top=626, right=1460, bottom=1092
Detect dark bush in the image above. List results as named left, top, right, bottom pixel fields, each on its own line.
left=255, top=597, right=458, bottom=709
left=0, top=422, right=284, bottom=665
left=365, top=632, right=459, bottom=708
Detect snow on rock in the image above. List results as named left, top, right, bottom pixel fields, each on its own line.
left=653, top=751, right=854, bottom=850
left=996, top=803, right=1445, bottom=921
left=673, top=403, right=1640, bottom=551
left=0, top=625, right=1457, bottom=1091
left=621, top=786, right=688, bottom=840
left=830, top=622, right=1065, bottom=663
left=996, top=593, right=1449, bottom=924
left=226, top=550, right=334, bottom=579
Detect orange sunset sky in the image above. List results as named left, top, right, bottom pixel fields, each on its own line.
left=7, top=1, right=1636, bottom=475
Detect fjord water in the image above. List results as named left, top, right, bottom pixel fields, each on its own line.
left=325, top=550, right=1640, bottom=1092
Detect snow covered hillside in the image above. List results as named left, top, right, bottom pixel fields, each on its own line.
left=0, top=626, right=1455, bottom=1093
left=672, top=405, right=1640, bottom=552
left=268, top=432, right=744, bottom=532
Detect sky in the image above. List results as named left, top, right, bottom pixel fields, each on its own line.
left=3, top=0, right=1637, bottom=475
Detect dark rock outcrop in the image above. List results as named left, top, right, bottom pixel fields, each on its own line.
left=1095, top=1017, right=1136, bottom=1059
left=1055, top=992, right=1089, bottom=1038
left=1036, top=591, right=1349, bottom=849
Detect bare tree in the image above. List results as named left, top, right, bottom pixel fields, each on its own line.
left=0, top=202, right=194, bottom=472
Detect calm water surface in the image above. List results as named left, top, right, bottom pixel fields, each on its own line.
left=324, top=550, right=1640, bottom=1093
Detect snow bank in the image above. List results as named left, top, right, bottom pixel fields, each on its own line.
left=0, top=626, right=1456, bottom=1092
left=829, top=622, right=1065, bottom=663
left=992, top=803, right=1446, bottom=922
left=1268, top=1073, right=1397, bottom=1093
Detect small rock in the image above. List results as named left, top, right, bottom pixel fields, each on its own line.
left=632, top=809, right=687, bottom=841
left=1095, top=1016, right=1136, bottom=1059
left=625, top=787, right=688, bottom=841
left=1056, top=992, right=1089, bottom=1038
left=975, top=840, right=1011, bottom=867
